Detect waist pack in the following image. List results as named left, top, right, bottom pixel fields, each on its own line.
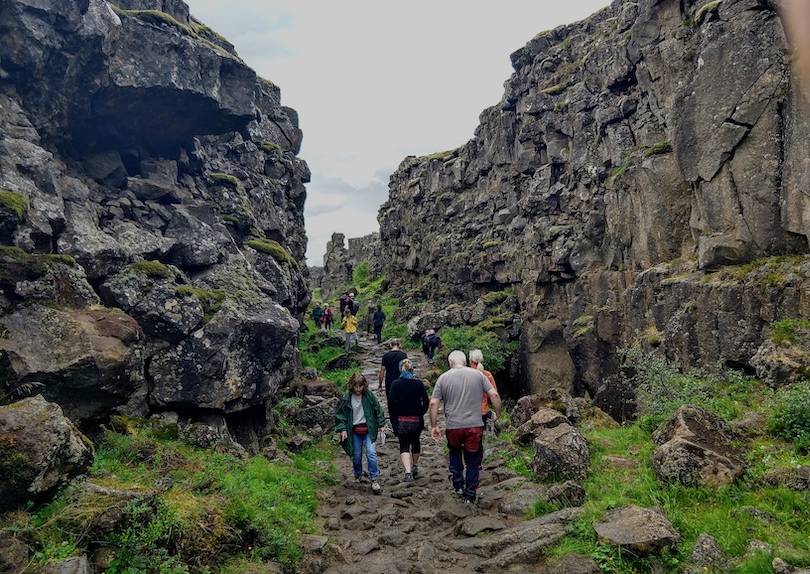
left=353, top=424, right=369, bottom=435
left=397, top=415, right=421, bottom=435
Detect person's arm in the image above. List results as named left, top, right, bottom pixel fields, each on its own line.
left=378, top=365, right=385, bottom=385
left=429, top=397, right=441, bottom=442
left=486, top=388, right=501, bottom=420
left=335, top=397, right=349, bottom=441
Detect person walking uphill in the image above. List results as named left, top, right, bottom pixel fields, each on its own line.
left=430, top=350, right=501, bottom=504
left=335, top=373, right=386, bottom=495
left=470, top=349, right=497, bottom=424
left=341, top=309, right=359, bottom=352
left=379, top=338, right=407, bottom=404
left=372, top=304, right=386, bottom=344
left=311, top=301, right=324, bottom=330
left=388, top=358, right=429, bottom=482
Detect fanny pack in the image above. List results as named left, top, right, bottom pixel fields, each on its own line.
left=353, top=424, right=369, bottom=435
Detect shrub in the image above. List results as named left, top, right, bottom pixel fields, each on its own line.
left=770, top=318, right=810, bottom=346
left=767, top=381, right=810, bottom=452
left=353, top=261, right=370, bottom=287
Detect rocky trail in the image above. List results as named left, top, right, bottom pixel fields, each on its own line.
left=304, top=332, right=585, bottom=574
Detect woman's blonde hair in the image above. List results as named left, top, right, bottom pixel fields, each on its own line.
left=469, top=349, right=485, bottom=371
left=399, top=358, right=413, bottom=373
left=348, top=372, right=368, bottom=392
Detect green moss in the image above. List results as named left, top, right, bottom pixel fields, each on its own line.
left=482, top=241, right=499, bottom=249
left=644, top=141, right=672, bottom=156
left=261, top=141, right=282, bottom=153
left=129, top=260, right=172, bottom=279
left=208, top=173, right=240, bottom=188
left=175, top=286, right=225, bottom=323
left=0, top=190, right=28, bottom=219
left=481, top=289, right=512, bottom=307
left=770, top=318, right=810, bottom=346
left=246, top=239, right=299, bottom=269
left=695, top=0, right=721, bottom=24
left=539, top=84, right=566, bottom=96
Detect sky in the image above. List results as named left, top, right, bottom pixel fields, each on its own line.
left=183, top=0, right=612, bottom=265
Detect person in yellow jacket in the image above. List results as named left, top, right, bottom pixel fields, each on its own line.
left=342, top=309, right=359, bottom=352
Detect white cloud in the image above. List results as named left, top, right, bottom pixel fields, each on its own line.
left=184, top=0, right=611, bottom=264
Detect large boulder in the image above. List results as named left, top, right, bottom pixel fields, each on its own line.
left=532, top=423, right=590, bottom=482
left=0, top=396, right=94, bottom=512
left=650, top=404, right=745, bottom=487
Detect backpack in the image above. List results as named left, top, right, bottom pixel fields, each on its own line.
left=351, top=299, right=360, bottom=314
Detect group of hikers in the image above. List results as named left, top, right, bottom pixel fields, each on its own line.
left=311, top=292, right=387, bottom=350
left=334, top=338, right=501, bottom=505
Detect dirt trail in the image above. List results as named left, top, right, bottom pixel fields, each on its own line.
left=310, top=332, right=534, bottom=574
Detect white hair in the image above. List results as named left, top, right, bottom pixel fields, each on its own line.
left=469, top=349, right=484, bottom=371
left=447, top=350, right=467, bottom=367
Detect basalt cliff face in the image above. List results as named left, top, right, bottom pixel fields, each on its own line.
left=379, top=0, right=810, bottom=400
left=0, top=0, right=309, bottom=446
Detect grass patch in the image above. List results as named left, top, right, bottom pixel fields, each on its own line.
left=0, top=189, right=28, bottom=219
left=129, top=260, right=172, bottom=279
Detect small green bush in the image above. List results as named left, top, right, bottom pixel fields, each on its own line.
left=261, top=141, right=281, bottom=152
left=208, top=173, right=240, bottom=188
left=353, top=261, right=370, bottom=287
left=770, top=318, right=810, bottom=346
left=767, top=381, right=810, bottom=452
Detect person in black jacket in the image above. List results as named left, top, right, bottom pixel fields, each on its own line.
left=387, top=358, right=429, bottom=482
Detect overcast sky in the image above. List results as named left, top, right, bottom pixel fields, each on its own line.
left=183, top=0, right=612, bottom=265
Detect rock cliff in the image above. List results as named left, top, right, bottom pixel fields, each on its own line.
left=0, top=0, right=309, bottom=445
left=316, top=231, right=381, bottom=298
left=378, top=0, right=810, bottom=398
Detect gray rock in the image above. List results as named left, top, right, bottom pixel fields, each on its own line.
left=593, top=505, right=680, bottom=555
left=651, top=405, right=744, bottom=487
left=0, top=396, right=94, bottom=512
left=533, top=424, right=590, bottom=482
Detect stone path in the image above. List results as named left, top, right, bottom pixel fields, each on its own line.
left=308, top=332, right=580, bottom=574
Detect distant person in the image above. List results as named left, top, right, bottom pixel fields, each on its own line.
left=379, top=338, right=407, bottom=403
left=335, top=372, right=386, bottom=495
left=421, top=329, right=441, bottom=364
left=341, top=309, right=359, bottom=352
left=339, top=292, right=350, bottom=319
left=469, top=349, right=497, bottom=424
left=372, top=304, right=386, bottom=344
left=323, top=303, right=334, bottom=331
left=363, top=301, right=376, bottom=335
left=429, top=350, right=500, bottom=504
left=311, top=301, right=324, bottom=330
left=388, top=358, right=429, bottom=482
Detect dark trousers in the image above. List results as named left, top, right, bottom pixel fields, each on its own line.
left=446, top=427, right=484, bottom=501
left=373, top=325, right=382, bottom=343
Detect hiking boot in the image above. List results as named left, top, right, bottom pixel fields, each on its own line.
left=371, top=481, right=381, bottom=495
left=412, top=465, right=420, bottom=478
left=353, top=475, right=363, bottom=483
left=403, top=473, right=413, bottom=482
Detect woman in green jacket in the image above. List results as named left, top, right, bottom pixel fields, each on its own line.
left=335, top=373, right=386, bottom=494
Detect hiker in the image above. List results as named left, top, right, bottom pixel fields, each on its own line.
left=348, top=292, right=360, bottom=316
left=388, top=358, right=429, bottom=482
left=372, top=303, right=386, bottom=344
left=470, top=349, right=497, bottom=424
left=335, top=372, right=386, bottom=495
left=379, top=338, right=407, bottom=404
left=429, top=350, right=501, bottom=504
left=311, top=301, right=324, bottom=330
left=421, top=329, right=441, bottom=363
left=341, top=308, right=359, bottom=352
left=339, top=292, right=350, bottom=319
left=363, top=301, right=376, bottom=334
left=323, top=303, right=334, bottom=331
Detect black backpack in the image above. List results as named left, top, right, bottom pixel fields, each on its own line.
left=351, top=300, right=360, bottom=314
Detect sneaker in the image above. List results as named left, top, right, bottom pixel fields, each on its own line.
left=403, top=473, right=413, bottom=482
left=412, top=465, right=420, bottom=478
left=371, top=481, right=381, bottom=495
left=454, top=487, right=464, bottom=496
left=463, top=497, right=476, bottom=505
left=353, top=475, right=362, bottom=483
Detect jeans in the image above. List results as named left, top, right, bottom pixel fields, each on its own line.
left=344, top=331, right=359, bottom=352
left=446, top=427, right=484, bottom=501
left=352, top=430, right=379, bottom=479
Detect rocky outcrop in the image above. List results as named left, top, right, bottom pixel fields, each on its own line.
left=377, top=0, right=810, bottom=398
left=318, top=232, right=382, bottom=298
left=0, top=0, right=309, bottom=445
left=0, top=395, right=94, bottom=513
